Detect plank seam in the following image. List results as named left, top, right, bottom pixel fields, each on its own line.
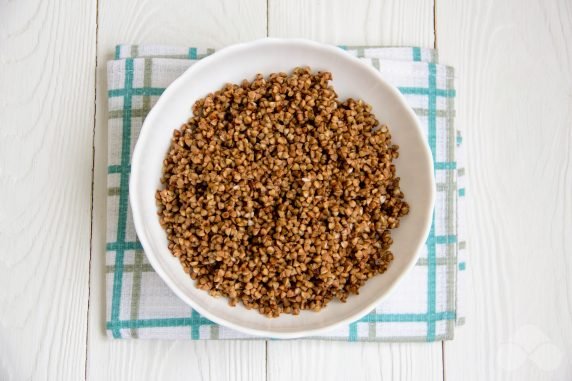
left=434, top=1, right=444, bottom=380
left=442, top=341, right=446, bottom=381
left=85, top=0, right=100, bottom=377
left=433, top=0, right=438, bottom=48
left=266, top=340, right=270, bottom=381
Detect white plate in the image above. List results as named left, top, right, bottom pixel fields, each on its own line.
left=130, top=38, right=435, bottom=338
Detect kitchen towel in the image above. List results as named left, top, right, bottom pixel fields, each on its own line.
left=106, top=44, right=466, bottom=341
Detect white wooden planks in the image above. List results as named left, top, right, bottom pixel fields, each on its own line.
left=87, top=0, right=267, bottom=380
left=437, top=0, right=572, bottom=379
left=268, top=0, right=435, bottom=47
left=268, top=341, right=443, bottom=381
left=4, top=0, right=570, bottom=379
left=267, top=1, right=443, bottom=380
left=0, top=0, right=96, bottom=379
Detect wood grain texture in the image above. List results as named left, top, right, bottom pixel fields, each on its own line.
left=268, top=341, right=443, bottom=381
left=9, top=0, right=570, bottom=378
left=87, top=0, right=267, bottom=380
left=267, top=1, right=443, bottom=380
left=268, top=0, right=434, bottom=47
left=0, top=0, right=96, bottom=379
left=437, top=0, right=572, bottom=380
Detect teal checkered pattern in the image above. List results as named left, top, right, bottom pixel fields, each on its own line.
left=106, top=44, right=466, bottom=341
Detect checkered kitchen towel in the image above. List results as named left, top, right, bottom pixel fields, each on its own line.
left=106, top=44, right=467, bottom=341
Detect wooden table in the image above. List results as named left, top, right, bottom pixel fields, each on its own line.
left=1, top=0, right=571, bottom=379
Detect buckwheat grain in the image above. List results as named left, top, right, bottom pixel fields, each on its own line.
left=157, top=67, right=409, bottom=317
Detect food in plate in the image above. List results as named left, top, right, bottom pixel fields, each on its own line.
left=156, top=67, right=409, bottom=317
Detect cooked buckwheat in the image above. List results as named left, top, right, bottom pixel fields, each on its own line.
left=156, top=67, right=409, bottom=317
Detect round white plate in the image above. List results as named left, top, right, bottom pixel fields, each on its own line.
left=130, top=38, right=435, bottom=338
